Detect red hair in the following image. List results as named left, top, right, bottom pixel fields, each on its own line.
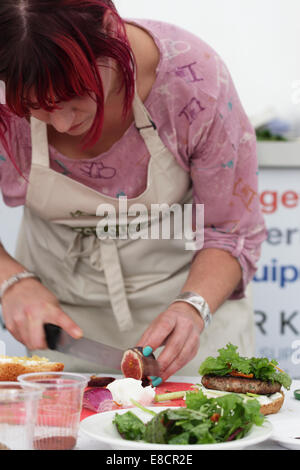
left=0, top=0, right=135, bottom=171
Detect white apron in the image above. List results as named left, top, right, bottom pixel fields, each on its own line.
left=14, top=89, right=255, bottom=375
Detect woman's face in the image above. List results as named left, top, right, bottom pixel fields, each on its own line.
left=29, top=94, right=98, bottom=136
left=29, top=60, right=114, bottom=136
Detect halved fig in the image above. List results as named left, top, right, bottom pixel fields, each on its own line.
left=121, top=346, right=160, bottom=381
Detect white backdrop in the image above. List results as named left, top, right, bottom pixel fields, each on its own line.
left=115, top=0, right=300, bottom=121
left=1, top=1, right=300, bottom=374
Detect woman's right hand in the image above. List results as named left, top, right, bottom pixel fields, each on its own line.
left=1, top=277, right=83, bottom=350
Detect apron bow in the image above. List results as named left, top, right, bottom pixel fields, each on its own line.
left=64, top=232, right=134, bottom=332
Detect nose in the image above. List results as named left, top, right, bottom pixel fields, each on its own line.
left=49, top=104, right=75, bottom=133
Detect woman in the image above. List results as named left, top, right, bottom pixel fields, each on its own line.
left=0, top=0, right=266, bottom=382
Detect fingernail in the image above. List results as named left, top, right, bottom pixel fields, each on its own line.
left=143, top=346, right=153, bottom=357
left=74, top=329, right=83, bottom=338
left=151, top=377, right=162, bottom=387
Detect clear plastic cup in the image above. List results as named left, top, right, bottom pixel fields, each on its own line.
left=0, top=382, right=42, bottom=450
left=18, top=372, right=88, bottom=450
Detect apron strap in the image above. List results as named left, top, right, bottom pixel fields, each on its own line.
left=100, top=239, right=134, bottom=332
left=63, top=233, right=134, bottom=332
left=30, top=117, right=50, bottom=168
left=132, top=89, right=166, bottom=157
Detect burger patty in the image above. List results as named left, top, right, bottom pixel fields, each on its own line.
left=201, top=374, right=281, bottom=395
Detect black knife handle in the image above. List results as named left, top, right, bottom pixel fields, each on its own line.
left=44, top=323, right=62, bottom=350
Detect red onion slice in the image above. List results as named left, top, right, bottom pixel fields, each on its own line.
left=83, top=388, right=114, bottom=413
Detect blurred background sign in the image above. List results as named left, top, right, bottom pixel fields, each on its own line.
left=254, top=143, right=300, bottom=378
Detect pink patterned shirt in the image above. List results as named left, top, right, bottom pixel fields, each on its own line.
left=0, top=19, right=266, bottom=299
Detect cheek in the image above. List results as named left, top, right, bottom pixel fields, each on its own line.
left=30, top=109, right=50, bottom=123
left=86, top=99, right=98, bottom=115
left=74, top=95, right=97, bottom=115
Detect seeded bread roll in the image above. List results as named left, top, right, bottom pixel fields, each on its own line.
left=0, top=355, right=64, bottom=381
left=259, top=391, right=284, bottom=415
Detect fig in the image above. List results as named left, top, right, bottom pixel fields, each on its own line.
left=87, top=376, right=116, bottom=388
left=121, top=347, right=160, bottom=381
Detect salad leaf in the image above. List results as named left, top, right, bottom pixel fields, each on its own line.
left=113, top=389, right=264, bottom=445
left=199, top=344, right=252, bottom=376
left=113, top=411, right=146, bottom=441
left=198, top=343, right=292, bottom=389
left=142, top=410, right=169, bottom=444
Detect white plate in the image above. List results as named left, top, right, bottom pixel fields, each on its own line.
left=80, top=406, right=273, bottom=450
left=271, top=418, right=300, bottom=450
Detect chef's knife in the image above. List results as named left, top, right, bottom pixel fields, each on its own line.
left=44, top=323, right=160, bottom=376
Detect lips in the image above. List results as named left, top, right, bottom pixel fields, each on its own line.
left=69, top=120, right=85, bottom=131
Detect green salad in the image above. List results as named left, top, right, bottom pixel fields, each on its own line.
left=198, top=343, right=292, bottom=390
left=113, top=389, right=265, bottom=445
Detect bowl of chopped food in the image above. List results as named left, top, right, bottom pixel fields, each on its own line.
left=79, top=388, right=273, bottom=450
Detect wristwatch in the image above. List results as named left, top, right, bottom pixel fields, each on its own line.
left=0, top=271, right=40, bottom=302
left=171, top=291, right=212, bottom=329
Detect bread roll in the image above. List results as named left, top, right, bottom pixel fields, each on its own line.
left=0, top=355, right=64, bottom=381
left=199, top=384, right=285, bottom=416
left=260, top=391, right=284, bottom=415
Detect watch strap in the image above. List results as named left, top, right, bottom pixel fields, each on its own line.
left=171, top=291, right=212, bottom=329
left=0, top=271, right=40, bottom=302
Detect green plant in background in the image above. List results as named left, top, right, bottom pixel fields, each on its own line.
left=256, top=128, right=288, bottom=141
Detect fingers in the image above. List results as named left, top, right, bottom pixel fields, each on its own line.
left=136, top=309, right=201, bottom=382
left=35, top=305, right=83, bottom=350
left=1, top=277, right=83, bottom=350
left=136, top=312, right=176, bottom=352
left=26, top=312, right=47, bottom=350
left=2, top=308, right=32, bottom=348
left=160, top=330, right=200, bottom=381
left=155, top=318, right=193, bottom=379
left=47, top=305, right=83, bottom=339
left=4, top=311, right=29, bottom=346
left=3, top=303, right=82, bottom=351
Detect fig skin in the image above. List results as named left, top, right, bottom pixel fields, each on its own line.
left=121, top=346, right=159, bottom=385
left=134, top=346, right=156, bottom=361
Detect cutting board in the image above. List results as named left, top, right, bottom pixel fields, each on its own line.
left=80, top=382, right=196, bottom=421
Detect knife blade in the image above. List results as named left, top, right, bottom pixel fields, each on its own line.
left=44, top=324, right=160, bottom=376
left=44, top=323, right=124, bottom=370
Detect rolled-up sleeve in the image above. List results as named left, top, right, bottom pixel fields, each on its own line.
left=189, top=61, right=266, bottom=299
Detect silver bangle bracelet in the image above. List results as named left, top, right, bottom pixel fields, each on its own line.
left=171, top=291, right=212, bottom=329
left=0, top=271, right=40, bottom=302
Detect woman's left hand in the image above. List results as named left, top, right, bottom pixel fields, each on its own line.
left=136, top=302, right=205, bottom=382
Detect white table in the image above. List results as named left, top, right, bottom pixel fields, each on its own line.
left=76, top=376, right=300, bottom=451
